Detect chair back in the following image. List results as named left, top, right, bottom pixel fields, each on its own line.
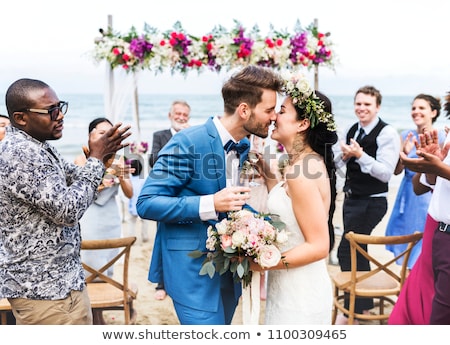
left=332, top=231, right=423, bottom=324
left=347, top=231, right=423, bottom=290
left=81, top=236, right=138, bottom=324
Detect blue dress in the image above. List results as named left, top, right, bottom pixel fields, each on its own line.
left=385, top=129, right=445, bottom=269
left=80, top=184, right=121, bottom=277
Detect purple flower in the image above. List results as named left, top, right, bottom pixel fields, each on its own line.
left=289, top=32, right=309, bottom=64
left=276, top=142, right=285, bottom=153
left=129, top=37, right=153, bottom=61
left=233, top=27, right=253, bottom=58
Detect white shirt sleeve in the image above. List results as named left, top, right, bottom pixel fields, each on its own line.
left=199, top=194, right=218, bottom=221
left=355, top=125, right=400, bottom=183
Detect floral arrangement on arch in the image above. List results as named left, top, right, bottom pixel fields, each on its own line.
left=189, top=209, right=288, bottom=288
left=92, top=20, right=335, bottom=74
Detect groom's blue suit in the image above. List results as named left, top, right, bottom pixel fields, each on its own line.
left=137, top=117, right=249, bottom=324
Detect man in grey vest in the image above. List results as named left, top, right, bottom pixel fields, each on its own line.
left=334, top=85, right=400, bottom=324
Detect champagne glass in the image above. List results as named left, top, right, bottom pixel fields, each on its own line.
left=248, top=134, right=265, bottom=187
left=247, top=151, right=260, bottom=187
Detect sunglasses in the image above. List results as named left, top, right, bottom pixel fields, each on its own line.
left=20, top=101, right=69, bottom=121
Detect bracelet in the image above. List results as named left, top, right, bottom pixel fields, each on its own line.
left=281, top=256, right=289, bottom=269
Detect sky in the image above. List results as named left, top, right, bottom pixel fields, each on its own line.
left=0, top=0, right=449, bottom=97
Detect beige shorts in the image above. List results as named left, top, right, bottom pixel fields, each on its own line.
left=8, top=289, right=93, bottom=325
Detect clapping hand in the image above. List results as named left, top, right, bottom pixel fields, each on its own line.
left=402, top=132, right=416, bottom=156
left=416, top=129, right=444, bottom=159
left=340, top=139, right=363, bottom=161
left=86, top=123, right=132, bottom=166
left=109, top=156, right=135, bottom=179
left=400, top=129, right=450, bottom=175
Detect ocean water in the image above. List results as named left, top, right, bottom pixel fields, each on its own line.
left=1, top=93, right=448, bottom=163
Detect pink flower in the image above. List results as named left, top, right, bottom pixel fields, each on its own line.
left=220, top=234, right=233, bottom=249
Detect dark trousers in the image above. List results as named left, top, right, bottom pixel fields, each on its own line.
left=338, top=196, right=388, bottom=314
left=430, top=228, right=450, bottom=324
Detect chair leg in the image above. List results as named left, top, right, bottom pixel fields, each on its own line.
left=124, top=304, right=130, bottom=325
left=348, top=293, right=355, bottom=325
left=1, top=311, right=6, bottom=325
left=379, top=297, right=385, bottom=325
left=331, top=287, right=338, bottom=324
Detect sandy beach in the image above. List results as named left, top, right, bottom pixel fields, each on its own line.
left=103, top=182, right=401, bottom=325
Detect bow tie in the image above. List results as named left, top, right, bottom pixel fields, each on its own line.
left=224, top=140, right=249, bottom=155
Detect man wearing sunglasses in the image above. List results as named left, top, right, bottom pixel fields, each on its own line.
left=0, top=78, right=132, bottom=325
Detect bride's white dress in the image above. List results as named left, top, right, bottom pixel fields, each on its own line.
left=265, top=182, right=333, bottom=324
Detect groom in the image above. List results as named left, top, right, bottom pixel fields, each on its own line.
left=137, top=65, right=283, bottom=324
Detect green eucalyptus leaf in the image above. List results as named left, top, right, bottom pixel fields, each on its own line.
left=188, top=250, right=204, bottom=258
left=237, top=263, right=245, bottom=278
left=223, top=246, right=236, bottom=254
left=199, top=261, right=215, bottom=279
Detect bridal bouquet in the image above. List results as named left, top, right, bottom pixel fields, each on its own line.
left=98, top=158, right=134, bottom=191
left=98, top=167, right=120, bottom=191
left=190, top=209, right=288, bottom=288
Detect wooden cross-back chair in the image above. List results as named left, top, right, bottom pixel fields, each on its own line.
left=82, top=236, right=138, bottom=325
left=331, top=231, right=423, bottom=325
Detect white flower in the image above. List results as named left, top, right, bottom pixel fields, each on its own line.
left=295, top=78, right=312, bottom=97
left=231, top=230, right=247, bottom=247
left=206, top=235, right=217, bottom=251
left=215, top=220, right=228, bottom=235
left=258, top=244, right=282, bottom=268
left=276, top=229, right=289, bottom=244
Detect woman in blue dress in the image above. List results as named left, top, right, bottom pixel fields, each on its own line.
left=75, top=117, right=134, bottom=324
left=385, top=94, right=444, bottom=269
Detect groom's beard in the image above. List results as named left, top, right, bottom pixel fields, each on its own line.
left=244, top=111, right=269, bottom=139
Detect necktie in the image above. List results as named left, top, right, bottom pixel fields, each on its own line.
left=356, top=128, right=365, bottom=142
left=223, top=140, right=249, bottom=155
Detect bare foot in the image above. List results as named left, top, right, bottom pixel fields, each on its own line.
left=141, top=230, right=149, bottom=243
left=154, top=289, right=167, bottom=300
left=130, top=308, right=137, bottom=324
left=334, top=314, right=360, bottom=325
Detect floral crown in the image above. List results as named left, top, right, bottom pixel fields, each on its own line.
left=281, top=70, right=337, bottom=132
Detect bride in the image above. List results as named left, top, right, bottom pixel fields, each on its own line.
left=250, top=72, right=338, bottom=324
